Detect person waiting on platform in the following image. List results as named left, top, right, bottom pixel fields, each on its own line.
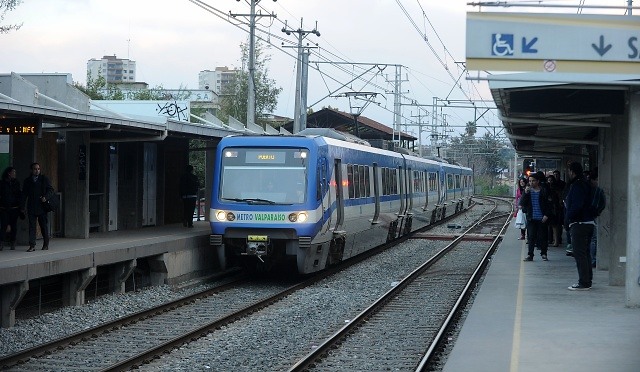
left=514, top=177, right=528, bottom=240
left=22, top=162, right=54, bottom=252
left=546, top=174, right=563, bottom=247
left=564, top=162, right=596, bottom=290
left=519, top=172, right=553, bottom=261
left=179, top=164, right=200, bottom=228
left=0, top=167, right=23, bottom=251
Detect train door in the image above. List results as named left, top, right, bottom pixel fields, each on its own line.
left=332, top=159, right=344, bottom=231
left=318, top=157, right=330, bottom=229
left=407, top=168, right=413, bottom=212
left=398, top=166, right=405, bottom=216
left=372, top=163, right=380, bottom=224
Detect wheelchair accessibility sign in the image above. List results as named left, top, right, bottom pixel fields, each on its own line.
left=492, top=34, right=514, bottom=56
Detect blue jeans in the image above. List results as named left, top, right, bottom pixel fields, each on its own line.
left=570, top=223, right=594, bottom=287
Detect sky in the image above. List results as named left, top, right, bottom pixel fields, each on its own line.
left=0, top=0, right=631, bottom=142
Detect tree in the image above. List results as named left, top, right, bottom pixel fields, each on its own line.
left=447, top=123, right=512, bottom=195
left=0, top=0, right=22, bottom=34
left=218, top=39, right=282, bottom=127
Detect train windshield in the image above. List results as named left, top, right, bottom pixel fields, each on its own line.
left=219, top=147, right=309, bottom=205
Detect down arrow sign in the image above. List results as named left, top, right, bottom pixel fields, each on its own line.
left=592, top=35, right=612, bottom=56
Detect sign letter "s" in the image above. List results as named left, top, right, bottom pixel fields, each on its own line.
left=628, top=37, right=639, bottom=59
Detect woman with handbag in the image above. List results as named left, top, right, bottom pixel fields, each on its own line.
left=514, top=178, right=528, bottom=240
left=0, top=167, right=23, bottom=251
left=22, top=162, right=54, bottom=252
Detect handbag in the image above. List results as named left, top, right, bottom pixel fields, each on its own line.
left=514, top=209, right=527, bottom=229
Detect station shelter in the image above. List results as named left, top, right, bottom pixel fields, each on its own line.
left=488, top=72, right=640, bottom=306
left=0, top=72, right=246, bottom=241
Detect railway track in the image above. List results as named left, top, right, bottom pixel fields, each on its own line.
left=288, top=197, right=512, bottom=371
left=0, top=197, right=506, bottom=371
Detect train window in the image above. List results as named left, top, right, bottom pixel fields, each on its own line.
left=353, top=165, right=361, bottom=198
left=358, top=165, right=365, bottom=198
left=392, top=168, right=398, bottom=195
left=347, top=164, right=355, bottom=199
left=364, top=166, right=371, bottom=197
left=413, top=171, right=425, bottom=193
left=447, top=174, right=454, bottom=190
left=382, top=167, right=389, bottom=196
left=455, top=174, right=461, bottom=189
left=428, top=172, right=437, bottom=192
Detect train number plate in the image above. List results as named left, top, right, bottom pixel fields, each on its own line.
left=247, top=235, right=268, bottom=242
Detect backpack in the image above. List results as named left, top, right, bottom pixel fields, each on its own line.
left=589, top=185, right=606, bottom=217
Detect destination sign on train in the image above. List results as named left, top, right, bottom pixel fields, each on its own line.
left=0, top=118, right=41, bottom=135
left=246, top=151, right=286, bottom=164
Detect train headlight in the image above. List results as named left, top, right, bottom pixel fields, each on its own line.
left=216, top=210, right=229, bottom=221
left=288, top=212, right=308, bottom=223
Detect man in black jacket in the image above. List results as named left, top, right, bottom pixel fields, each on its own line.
left=519, top=172, right=554, bottom=262
left=22, top=162, right=54, bottom=251
left=564, top=162, right=596, bottom=290
left=179, top=165, right=200, bottom=228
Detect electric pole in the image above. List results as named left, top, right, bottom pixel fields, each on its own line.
left=282, top=19, right=320, bottom=133
left=230, top=0, right=276, bottom=127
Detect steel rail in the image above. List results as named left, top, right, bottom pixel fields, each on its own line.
left=287, top=198, right=500, bottom=371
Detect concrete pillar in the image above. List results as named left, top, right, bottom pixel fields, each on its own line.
left=598, top=124, right=612, bottom=271
left=62, top=267, right=97, bottom=307
left=148, top=253, right=169, bottom=286
left=63, top=132, right=90, bottom=238
left=0, top=281, right=29, bottom=328
left=109, top=260, right=137, bottom=294
left=607, top=114, right=629, bottom=286
left=627, top=92, right=640, bottom=306
left=13, top=136, right=36, bottom=246
left=204, top=140, right=217, bottom=222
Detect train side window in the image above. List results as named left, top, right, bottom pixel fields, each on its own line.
left=359, top=165, right=366, bottom=198
left=455, top=174, right=461, bottom=189
left=447, top=174, right=454, bottom=190
left=365, top=166, right=371, bottom=197
left=392, top=168, right=398, bottom=195
left=353, top=165, right=361, bottom=198
left=382, top=168, right=388, bottom=196
left=347, top=164, right=355, bottom=199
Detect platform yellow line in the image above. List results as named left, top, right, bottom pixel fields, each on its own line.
left=510, top=240, right=526, bottom=372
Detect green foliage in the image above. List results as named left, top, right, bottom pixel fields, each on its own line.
left=0, top=0, right=22, bottom=34
left=218, top=39, right=282, bottom=127
left=474, top=175, right=511, bottom=197
left=447, top=124, right=513, bottom=187
left=189, top=140, right=206, bottom=190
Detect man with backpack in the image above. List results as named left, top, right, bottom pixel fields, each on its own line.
left=564, top=162, right=597, bottom=290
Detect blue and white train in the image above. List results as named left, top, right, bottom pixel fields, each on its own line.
left=209, top=130, right=474, bottom=274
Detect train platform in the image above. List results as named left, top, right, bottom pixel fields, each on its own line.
left=443, top=221, right=640, bottom=372
left=0, top=221, right=213, bottom=285
left=0, top=221, right=214, bottom=327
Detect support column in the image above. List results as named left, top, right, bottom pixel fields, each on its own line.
left=627, top=92, right=640, bottom=306
left=608, top=115, right=629, bottom=286
left=598, top=123, right=612, bottom=271
left=63, top=132, right=90, bottom=238
left=109, top=260, right=136, bottom=294
left=62, top=267, right=97, bottom=307
left=148, top=253, right=169, bottom=286
left=0, top=281, right=29, bottom=328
